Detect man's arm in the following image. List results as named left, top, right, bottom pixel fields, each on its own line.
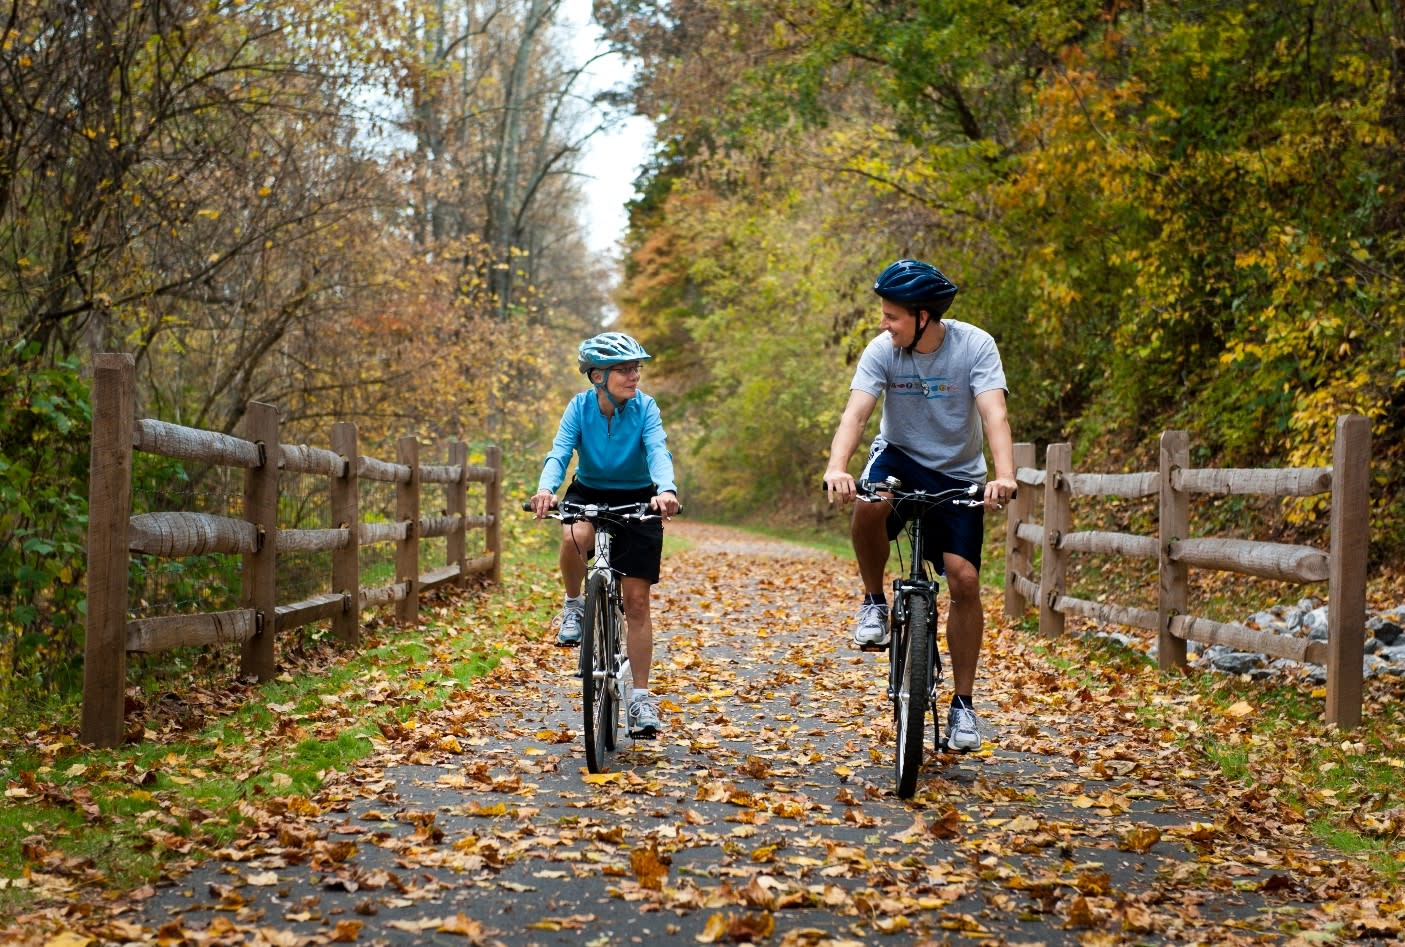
left=823, top=389, right=879, bottom=502
left=975, top=388, right=1017, bottom=508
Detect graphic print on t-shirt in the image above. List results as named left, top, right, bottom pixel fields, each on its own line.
left=888, top=372, right=956, bottom=399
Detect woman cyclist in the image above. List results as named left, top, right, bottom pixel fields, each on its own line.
left=530, top=332, right=681, bottom=737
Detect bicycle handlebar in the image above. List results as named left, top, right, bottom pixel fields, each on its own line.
left=821, top=478, right=1014, bottom=505
left=856, top=477, right=986, bottom=508
left=520, top=499, right=678, bottom=522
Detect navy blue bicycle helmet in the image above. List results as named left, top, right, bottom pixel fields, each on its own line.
left=873, top=259, right=958, bottom=350
left=873, top=259, right=958, bottom=314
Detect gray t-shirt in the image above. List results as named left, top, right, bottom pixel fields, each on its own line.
left=850, top=320, right=1007, bottom=481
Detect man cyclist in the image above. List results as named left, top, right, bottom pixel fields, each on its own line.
left=822, top=260, right=1016, bottom=752
left=530, top=331, right=681, bottom=738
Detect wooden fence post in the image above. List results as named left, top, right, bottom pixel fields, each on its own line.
left=396, top=436, right=420, bottom=625
left=331, top=421, right=360, bottom=645
left=485, top=444, right=502, bottom=584
left=1005, top=442, right=1036, bottom=619
left=240, top=402, right=279, bottom=680
left=1326, top=415, right=1370, bottom=728
left=1158, top=430, right=1189, bottom=671
left=81, top=354, right=135, bottom=747
left=447, top=441, right=468, bottom=587
left=1038, top=443, right=1071, bottom=638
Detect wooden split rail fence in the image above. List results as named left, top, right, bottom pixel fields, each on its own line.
left=81, top=353, right=503, bottom=747
left=1003, top=415, right=1371, bottom=727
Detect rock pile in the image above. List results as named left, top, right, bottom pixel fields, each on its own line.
left=1087, top=600, right=1405, bottom=684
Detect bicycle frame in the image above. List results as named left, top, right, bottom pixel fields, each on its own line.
left=859, top=477, right=982, bottom=797
left=531, top=500, right=659, bottom=773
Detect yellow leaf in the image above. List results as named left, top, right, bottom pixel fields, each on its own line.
left=438, top=913, right=485, bottom=936
left=582, top=771, right=625, bottom=785
left=1119, top=826, right=1161, bottom=853
left=1225, top=701, right=1254, bottom=718
left=631, top=842, right=669, bottom=890
left=330, top=919, right=363, bottom=942
left=43, top=934, right=92, bottom=947
left=875, top=915, right=910, bottom=933
left=696, top=913, right=729, bottom=943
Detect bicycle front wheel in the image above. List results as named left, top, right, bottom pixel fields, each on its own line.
left=581, top=573, right=616, bottom=773
left=894, top=594, right=931, bottom=798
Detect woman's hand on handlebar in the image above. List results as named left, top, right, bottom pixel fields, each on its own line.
left=823, top=470, right=856, bottom=504
left=530, top=489, right=557, bottom=519
left=650, top=490, right=680, bottom=519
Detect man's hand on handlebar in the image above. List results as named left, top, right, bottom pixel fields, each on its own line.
left=983, top=477, right=1019, bottom=512
left=823, top=470, right=856, bottom=504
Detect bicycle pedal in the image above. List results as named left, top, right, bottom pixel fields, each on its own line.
left=855, top=641, right=889, bottom=653
left=555, top=639, right=581, bottom=648
left=628, top=729, right=660, bottom=740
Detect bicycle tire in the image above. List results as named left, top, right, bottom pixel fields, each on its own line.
left=581, top=573, right=614, bottom=773
left=894, top=593, right=931, bottom=798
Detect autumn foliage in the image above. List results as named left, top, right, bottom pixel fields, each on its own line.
left=599, top=0, right=1405, bottom=559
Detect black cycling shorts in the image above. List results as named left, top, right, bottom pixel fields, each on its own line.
left=861, top=443, right=985, bottom=574
left=562, top=480, right=665, bottom=584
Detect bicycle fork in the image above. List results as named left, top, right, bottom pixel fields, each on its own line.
left=611, top=594, right=630, bottom=704
left=888, top=581, right=940, bottom=703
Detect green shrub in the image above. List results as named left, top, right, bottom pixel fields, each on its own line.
left=0, top=342, right=91, bottom=697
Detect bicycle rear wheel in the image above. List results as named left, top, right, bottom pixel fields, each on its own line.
left=581, top=573, right=616, bottom=773
left=894, top=594, right=931, bottom=798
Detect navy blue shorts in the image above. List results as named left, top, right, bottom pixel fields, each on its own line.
left=563, top=480, right=664, bottom=583
left=860, top=443, right=985, bottom=573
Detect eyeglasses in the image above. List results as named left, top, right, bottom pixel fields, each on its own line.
left=610, top=363, right=642, bottom=376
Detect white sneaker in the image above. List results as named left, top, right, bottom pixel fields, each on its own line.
left=554, top=601, right=583, bottom=646
left=852, top=602, right=889, bottom=648
left=945, top=705, right=982, bottom=752
left=627, top=692, right=662, bottom=738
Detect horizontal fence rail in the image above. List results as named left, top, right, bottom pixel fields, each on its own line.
left=1003, top=416, right=1371, bottom=728
left=81, top=353, right=503, bottom=747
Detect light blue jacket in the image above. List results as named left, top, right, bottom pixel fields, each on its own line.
left=537, top=389, right=677, bottom=495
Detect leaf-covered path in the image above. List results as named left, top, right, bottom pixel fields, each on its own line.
left=120, top=522, right=1387, bottom=945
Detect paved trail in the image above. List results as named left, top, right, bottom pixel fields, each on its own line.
left=132, top=521, right=1365, bottom=946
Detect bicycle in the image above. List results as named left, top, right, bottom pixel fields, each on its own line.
left=855, top=476, right=988, bottom=798
left=524, top=499, right=668, bottom=773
